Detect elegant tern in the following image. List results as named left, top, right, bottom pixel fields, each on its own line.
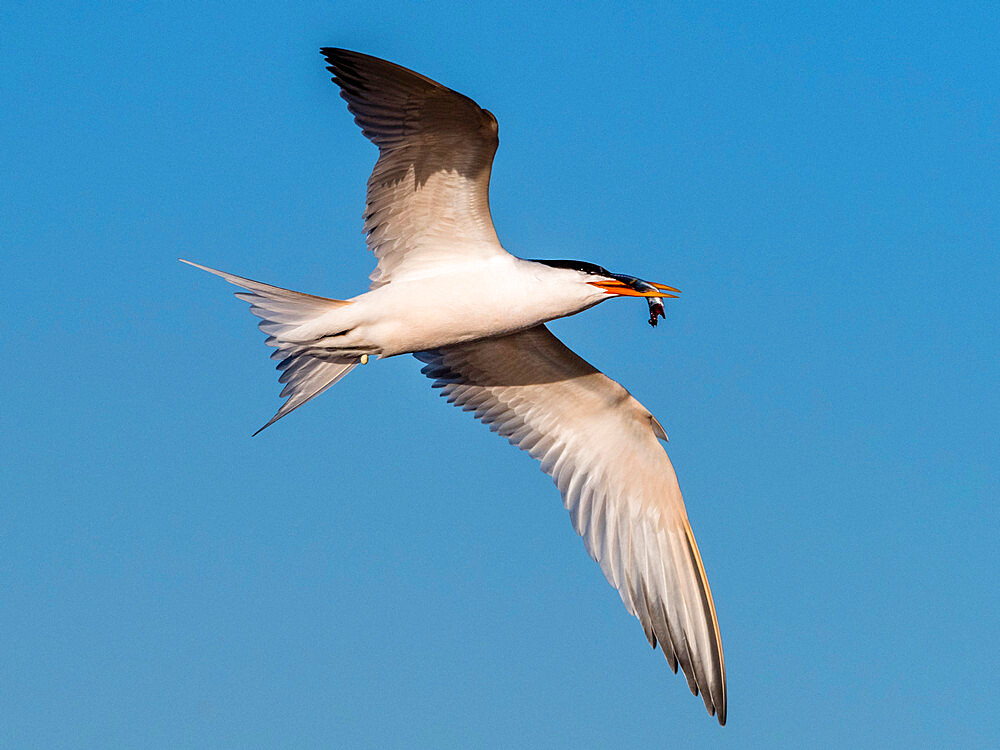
left=183, top=48, right=726, bottom=724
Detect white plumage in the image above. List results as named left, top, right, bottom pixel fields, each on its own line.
left=184, top=48, right=726, bottom=724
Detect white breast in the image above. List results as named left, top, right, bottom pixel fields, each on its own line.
left=349, top=255, right=606, bottom=356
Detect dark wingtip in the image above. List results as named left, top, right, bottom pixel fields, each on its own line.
left=712, top=688, right=727, bottom=725
left=320, top=47, right=343, bottom=78
left=320, top=47, right=356, bottom=79
left=319, top=46, right=346, bottom=60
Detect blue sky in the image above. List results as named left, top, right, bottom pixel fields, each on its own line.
left=3, top=1, right=998, bottom=747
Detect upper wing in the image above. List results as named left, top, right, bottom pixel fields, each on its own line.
left=321, top=48, right=509, bottom=288
left=415, top=326, right=726, bottom=724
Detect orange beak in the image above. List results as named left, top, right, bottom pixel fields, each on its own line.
left=588, top=280, right=681, bottom=297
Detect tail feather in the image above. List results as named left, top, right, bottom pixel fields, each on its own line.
left=181, top=259, right=359, bottom=433
left=254, top=356, right=357, bottom=435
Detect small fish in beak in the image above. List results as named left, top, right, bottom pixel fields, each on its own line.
left=585, top=273, right=678, bottom=326
left=647, top=296, right=665, bottom=327
left=609, top=274, right=669, bottom=327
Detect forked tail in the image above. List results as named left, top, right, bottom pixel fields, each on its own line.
left=181, top=260, right=358, bottom=434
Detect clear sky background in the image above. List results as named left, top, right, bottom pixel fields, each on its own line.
left=3, top=1, right=998, bottom=747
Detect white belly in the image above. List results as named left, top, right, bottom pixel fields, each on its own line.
left=337, top=256, right=604, bottom=357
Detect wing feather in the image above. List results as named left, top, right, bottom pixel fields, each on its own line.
left=415, top=325, right=726, bottom=723
left=321, top=48, right=508, bottom=288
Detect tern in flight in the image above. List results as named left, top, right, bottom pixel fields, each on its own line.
left=184, top=48, right=726, bottom=724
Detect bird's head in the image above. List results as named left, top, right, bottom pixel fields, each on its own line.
left=531, top=258, right=680, bottom=327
